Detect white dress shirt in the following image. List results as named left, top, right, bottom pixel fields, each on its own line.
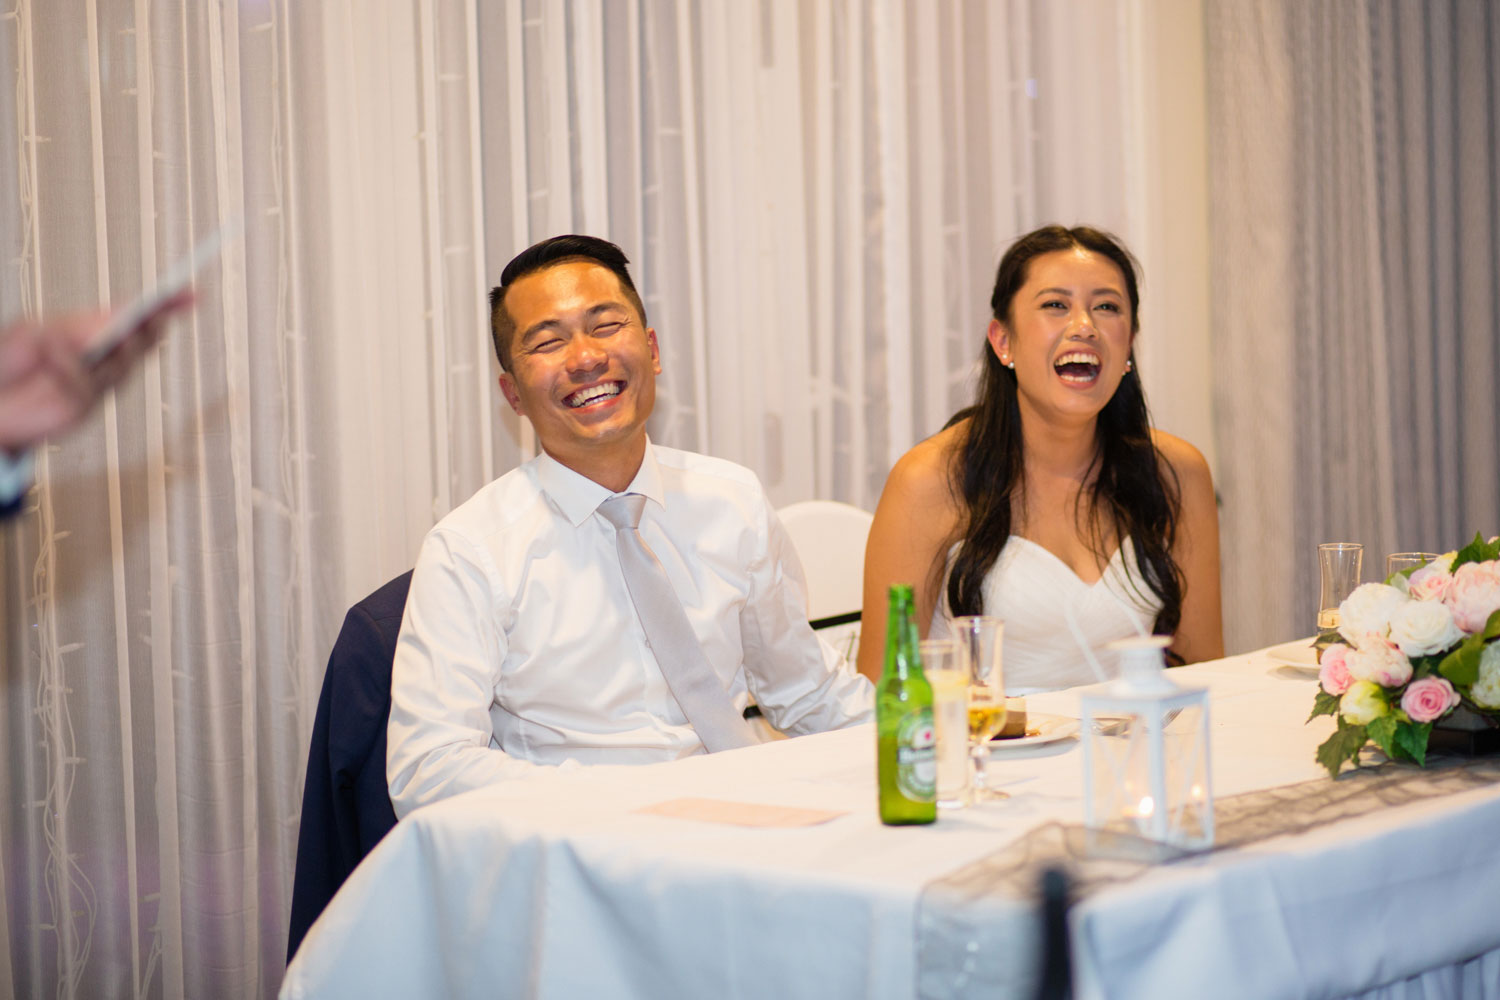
left=387, top=441, right=873, bottom=816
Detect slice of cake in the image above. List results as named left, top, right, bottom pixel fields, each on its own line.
left=996, top=696, right=1028, bottom=738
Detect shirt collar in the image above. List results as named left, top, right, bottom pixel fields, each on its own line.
left=535, top=438, right=665, bottom=527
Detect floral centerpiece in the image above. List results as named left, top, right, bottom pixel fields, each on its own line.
left=1310, top=533, right=1500, bottom=777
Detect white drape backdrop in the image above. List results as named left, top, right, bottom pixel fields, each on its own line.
left=1206, top=0, right=1500, bottom=656
left=0, top=1, right=1194, bottom=997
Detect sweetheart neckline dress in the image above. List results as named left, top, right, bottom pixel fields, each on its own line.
left=929, top=535, right=1164, bottom=694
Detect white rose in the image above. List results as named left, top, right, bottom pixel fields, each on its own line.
left=1338, top=583, right=1409, bottom=645
left=1387, top=600, right=1465, bottom=657
left=1472, top=643, right=1500, bottom=710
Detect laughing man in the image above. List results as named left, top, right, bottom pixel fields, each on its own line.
left=386, top=235, right=872, bottom=814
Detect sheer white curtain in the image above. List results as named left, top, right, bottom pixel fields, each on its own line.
left=1206, top=0, right=1500, bottom=654
left=0, top=2, right=1151, bottom=996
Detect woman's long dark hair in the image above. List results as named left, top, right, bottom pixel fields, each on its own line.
left=943, top=225, right=1184, bottom=642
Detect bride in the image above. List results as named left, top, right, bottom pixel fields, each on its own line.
left=857, top=225, right=1223, bottom=691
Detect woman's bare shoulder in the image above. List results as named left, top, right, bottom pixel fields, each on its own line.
left=1149, top=428, right=1213, bottom=493
left=884, top=422, right=966, bottom=512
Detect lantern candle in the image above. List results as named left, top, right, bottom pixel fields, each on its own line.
left=1080, top=636, right=1213, bottom=854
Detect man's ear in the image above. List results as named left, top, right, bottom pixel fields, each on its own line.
left=647, top=328, right=662, bottom=375
left=986, top=318, right=1011, bottom=366
left=498, top=371, right=523, bottom=415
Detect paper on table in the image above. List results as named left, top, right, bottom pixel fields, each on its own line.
left=635, top=797, right=846, bottom=828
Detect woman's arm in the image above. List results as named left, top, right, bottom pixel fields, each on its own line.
left=1153, top=431, right=1224, bottom=664
left=856, top=429, right=963, bottom=681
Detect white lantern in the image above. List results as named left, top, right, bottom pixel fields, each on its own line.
left=1080, top=636, right=1213, bottom=854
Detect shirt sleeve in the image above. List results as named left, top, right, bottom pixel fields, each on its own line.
left=738, top=495, right=874, bottom=735
left=386, top=524, right=549, bottom=817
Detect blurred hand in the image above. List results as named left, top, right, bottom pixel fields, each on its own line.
left=0, top=291, right=192, bottom=452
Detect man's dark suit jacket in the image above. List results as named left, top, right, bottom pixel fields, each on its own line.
left=286, top=571, right=411, bottom=962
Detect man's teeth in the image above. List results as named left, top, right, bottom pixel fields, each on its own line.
left=568, top=383, right=622, bottom=407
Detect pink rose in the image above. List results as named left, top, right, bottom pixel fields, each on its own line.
left=1346, top=637, right=1413, bottom=687
left=1445, top=561, right=1500, bottom=633
left=1318, top=644, right=1353, bottom=695
left=1407, top=564, right=1454, bottom=603
left=1400, top=675, right=1461, bottom=723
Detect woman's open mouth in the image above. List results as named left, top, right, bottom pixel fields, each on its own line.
left=1054, top=351, right=1101, bottom=384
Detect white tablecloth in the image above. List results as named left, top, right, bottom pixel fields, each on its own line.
left=281, top=646, right=1500, bottom=999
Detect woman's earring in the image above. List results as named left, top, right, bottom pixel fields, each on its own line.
left=1005, top=359, right=1015, bottom=369
left=1125, top=359, right=1133, bottom=372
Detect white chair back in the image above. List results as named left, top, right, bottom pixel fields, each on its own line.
left=777, top=500, right=874, bottom=663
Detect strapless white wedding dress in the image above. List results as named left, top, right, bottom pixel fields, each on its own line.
left=929, top=536, right=1164, bottom=694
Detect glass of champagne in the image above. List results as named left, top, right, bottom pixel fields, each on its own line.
left=1317, top=543, right=1362, bottom=631
left=953, top=615, right=1006, bottom=802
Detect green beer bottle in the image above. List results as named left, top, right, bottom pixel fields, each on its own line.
left=876, top=584, right=937, bottom=825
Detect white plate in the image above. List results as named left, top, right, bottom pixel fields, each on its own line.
left=989, top=712, right=1079, bottom=749
left=1264, top=639, right=1320, bottom=668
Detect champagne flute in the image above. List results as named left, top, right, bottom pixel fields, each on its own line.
left=953, top=615, right=1006, bottom=802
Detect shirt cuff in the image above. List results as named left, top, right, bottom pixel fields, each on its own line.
left=0, top=448, right=35, bottom=506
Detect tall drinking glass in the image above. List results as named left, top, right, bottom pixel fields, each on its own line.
left=1317, top=543, right=1363, bottom=630
left=952, top=615, right=1006, bottom=802
left=921, top=640, right=971, bottom=809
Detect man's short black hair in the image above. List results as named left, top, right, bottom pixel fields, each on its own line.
left=488, top=235, right=648, bottom=372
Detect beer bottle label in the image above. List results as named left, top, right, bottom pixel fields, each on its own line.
left=895, top=709, right=937, bottom=801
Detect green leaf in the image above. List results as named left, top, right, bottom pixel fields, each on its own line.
left=1483, top=608, right=1500, bottom=643
left=1366, top=714, right=1400, bottom=758
left=1409, top=654, right=1444, bottom=680
left=1482, top=535, right=1500, bottom=563
left=1439, top=633, right=1486, bottom=688
left=1307, top=689, right=1340, bottom=720
left=1451, top=532, right=1489, bottom=572
left=1316, top=721, right=1368, bottom=778
left=1394, top=720, right=1433, bottom=767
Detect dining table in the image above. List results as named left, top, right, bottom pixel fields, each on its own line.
left=280, top=642, right=1500, bottom=999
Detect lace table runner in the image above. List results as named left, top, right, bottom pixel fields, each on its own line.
left=916, top=757, right=1500, bottom=999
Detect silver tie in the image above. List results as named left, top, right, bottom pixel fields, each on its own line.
left=598, top=493, right=756, bottom=752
